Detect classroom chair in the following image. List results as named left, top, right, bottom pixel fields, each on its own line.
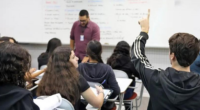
left=57, top=98, right=75, bottom=110
left=113, top=69, right=144, bottom=110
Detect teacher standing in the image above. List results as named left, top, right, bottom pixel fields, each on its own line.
left=70, top=9, right=100, bottom=63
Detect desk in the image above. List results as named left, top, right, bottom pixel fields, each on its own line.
left=116, top=78, right=133, bottom=110
left=86, top=78, right=132, bottom=110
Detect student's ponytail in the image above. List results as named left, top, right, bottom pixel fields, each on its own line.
left=87, top=40, right=103, bottom=63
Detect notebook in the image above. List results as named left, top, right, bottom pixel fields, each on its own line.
left=81, top=87, right=113, bottom=99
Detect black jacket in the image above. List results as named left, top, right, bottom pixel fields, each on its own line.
left=0, top=84, right=39, bottom=110
left=38, top=52, right=49, bottom=69
left=131, top=32, right=200, bottom=110
left=108, top=55, right=140, bottom=79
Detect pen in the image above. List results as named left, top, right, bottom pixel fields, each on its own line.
left=101, top=80, right=106, bottom=85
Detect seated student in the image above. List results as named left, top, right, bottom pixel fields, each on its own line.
left=0, top=42, right=39, bottom=110
left=0, top=36, right=18, bottom=43
left=0, top=37, right=47, bottom=81
left=0, top=37, right=46, bottom=84
left=132, top=9, right=200, bottom=110
left=190, top=39, right=200, bottom=75
left=78, top=40, right=120, bottom=110
left=37, top=46, right=104, bottom=110
left=107, top=41, right=140, bottom=110
left=38, top=38, right=61, bottom=69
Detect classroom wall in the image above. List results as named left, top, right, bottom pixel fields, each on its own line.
left=21, top=44, right=171, bottom=97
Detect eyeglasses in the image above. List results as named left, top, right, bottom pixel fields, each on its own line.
left=80, top=20, right=87, bottom=23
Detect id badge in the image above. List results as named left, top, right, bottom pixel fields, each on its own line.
left=80, top=35, right=84, bottom=41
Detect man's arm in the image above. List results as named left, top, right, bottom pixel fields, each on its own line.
left=70, top=39, right=75, bottom=50
left=92, top=24, right=100, bottom=41
left=70, top=22, right=76, bottom=50
left=131, top=10, right=160, bottom=90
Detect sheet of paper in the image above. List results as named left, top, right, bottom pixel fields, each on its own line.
left=81, top=87, right=111, bottom=99
left=34, top=93, right=62, bottom=110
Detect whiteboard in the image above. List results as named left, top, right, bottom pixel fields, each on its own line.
left=0, top=0, right=200, bottom=47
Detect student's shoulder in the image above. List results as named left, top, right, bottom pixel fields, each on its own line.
left=98, top=63, right=113, bottom=71
left=73, top=21, right=80, bottom=26
left=4, top=84, right=31, bottom=96
left=78, top=63, right=87, bottom=68
left=90, top=21, right=99, bottom=28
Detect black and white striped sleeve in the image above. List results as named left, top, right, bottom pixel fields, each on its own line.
left=131, top=32, right=159, bottom=90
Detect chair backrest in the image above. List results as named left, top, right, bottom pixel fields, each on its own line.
left=40, top=65, right=47, bottom=70
left=113, top=69, right=129, bottom=78
left=135, top=80, right=144, bottom=107
left=57, top=98, right=75, bottom=110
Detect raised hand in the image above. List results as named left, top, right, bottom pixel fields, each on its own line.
left=139, top=9, right=150, bottom=33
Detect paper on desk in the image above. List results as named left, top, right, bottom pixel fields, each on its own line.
left=81, top=87, right=111, bottom=99
left=34, top=93, right=62, bottom=110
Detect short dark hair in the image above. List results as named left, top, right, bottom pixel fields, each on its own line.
left=169, top=33, right=199, bottom=67
left=0, top=36, right=18, bottom=44
left=87, top=40, right=103, bottom=63
left=79, top=9, right=89, bottom=17
left=0, top=42, right=31, bottom=88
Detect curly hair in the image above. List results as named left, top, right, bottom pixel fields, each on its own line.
left=87, top=40, right=104, bottom=63
left=169, top=33, right=199, bottom=67
left=0, top=42, right=31, bottom=88
left=107, top=41, right=130, bottom=67
left=37, top=46, right=81, bottom=105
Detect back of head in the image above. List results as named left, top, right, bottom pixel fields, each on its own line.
left=107, top=41, right=130, bottom=67
left=46, top=38, right=62, bottom=55
left=0, top=36, right=18, bottom=44
left=0, top=42, right=31, bottom=88
left=114, top=41, right=130, bottom=56
left=87, top=40, right=103, bottom=63
left=169, top=33, right=199, bottom=67
left=37, top=46, right=80, bottom=105
left=79, top=9, right=89, bottom=17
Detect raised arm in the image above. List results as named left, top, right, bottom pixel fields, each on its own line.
left=131, top=10, right=159, bottom=90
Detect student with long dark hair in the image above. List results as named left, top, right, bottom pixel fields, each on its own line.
left=78, top=40, right=120, bottom=110
left=107, top=41, right=140, bottom=110
left=0, top=42, right=39, bottom=110
left=37, top=46, right=104, bottom=110
left=38, top=38, right=61, bottom=69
